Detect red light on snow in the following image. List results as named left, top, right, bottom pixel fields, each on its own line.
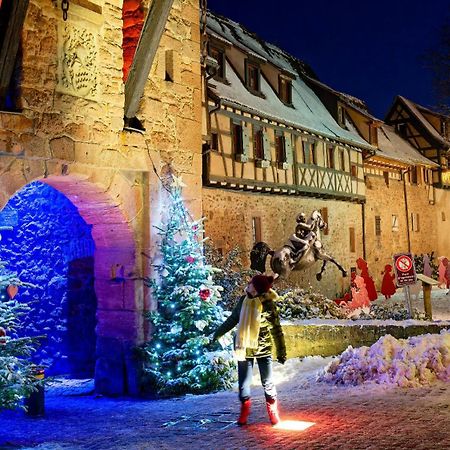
left=273, top=420, right=315, bottom=431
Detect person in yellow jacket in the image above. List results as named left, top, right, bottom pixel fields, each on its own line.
left=212, top=275, right=286, bottom=426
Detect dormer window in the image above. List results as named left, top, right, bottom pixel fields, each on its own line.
left=337, top=106, right=345, bottom=126
left=397, top=123, right=408, bottom=138
left=245, top=60, right=260, bottom=94
left=369, top=123, right=378, bottom=146
left=209, top=46, right=225, bottom=81
left=279, top=76, right=292, bottom=105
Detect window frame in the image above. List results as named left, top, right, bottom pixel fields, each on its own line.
left=327, top=145, right=335, bottom=169
left=278, top=75, right=292, bottom=105
left=245, top=59, right=261, bottom=95
left=275, top=131, right=286, bottom=166
left=209, top=45, right=226, bottom=81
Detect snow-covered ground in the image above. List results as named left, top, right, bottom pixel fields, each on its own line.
left=375, top=285, right=450, bottom=320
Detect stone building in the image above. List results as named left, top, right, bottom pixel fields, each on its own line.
left=202, top=12, right=376, bottom=297
left=304, top=77, right=446, bottom=287
left=0, top=0, right=203, bottom=395
left=0, top=1, right=449, bottom=396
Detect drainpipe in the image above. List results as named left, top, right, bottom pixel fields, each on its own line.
left=361, top=202, right=366, bottom=260
left=402, top=168, right=411, bottom=252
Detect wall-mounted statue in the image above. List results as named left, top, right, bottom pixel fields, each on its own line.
left=250, top=210, right=347, bottom=281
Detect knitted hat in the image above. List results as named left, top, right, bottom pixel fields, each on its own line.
left=251, top=275, right=274, bottom=295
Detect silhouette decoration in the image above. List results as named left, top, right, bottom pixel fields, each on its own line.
left=380, top=264, right=396, bottom=299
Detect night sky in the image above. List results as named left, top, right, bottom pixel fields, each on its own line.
left=207, top=0, right=449, bottom=119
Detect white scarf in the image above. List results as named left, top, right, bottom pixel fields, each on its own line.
left=234, top=295, right=263, bottom=361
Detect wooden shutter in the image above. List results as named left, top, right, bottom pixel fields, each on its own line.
left=241, top=122, right=250, bottom=162
left=321, top=207, right=329, bottom=235
left=349, top=227, right=355, bottom=253
left=262, top=129, right=271, bottom=161
left=285, top=134, right=293, bottom=166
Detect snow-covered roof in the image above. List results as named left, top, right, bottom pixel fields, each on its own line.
left=376, top=125, right=438, bottom=167
left=394, top=96, right=450, bottom=149
left=207, top=12, right=373, bottom=149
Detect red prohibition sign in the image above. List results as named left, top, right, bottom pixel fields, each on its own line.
left=396, top=255, right=412, bottom=272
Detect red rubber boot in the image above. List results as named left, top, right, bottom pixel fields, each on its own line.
left=266, top=398, right=280, bottom=425
left=237, top=399, right=251, bottom=426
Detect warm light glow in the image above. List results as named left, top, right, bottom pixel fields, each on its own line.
left=273, top=420, right=316, bottom=431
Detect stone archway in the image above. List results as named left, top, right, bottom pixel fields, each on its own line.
left=0, top=175, right=140, bottom=395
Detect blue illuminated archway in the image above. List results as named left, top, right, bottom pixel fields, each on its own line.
left=0, top=181, right=97, bottom=377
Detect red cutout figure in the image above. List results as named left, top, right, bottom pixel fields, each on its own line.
left=350, top=275, right=371, bottom=309
left=380, top=264, right=396, bottom=299
left=356, top=258, right=377, bottom=301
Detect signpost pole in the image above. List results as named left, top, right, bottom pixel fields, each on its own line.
left=403, top=285, right=412, bottom=319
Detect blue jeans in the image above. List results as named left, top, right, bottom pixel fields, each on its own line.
left=238, top=355, right=277, bottom=402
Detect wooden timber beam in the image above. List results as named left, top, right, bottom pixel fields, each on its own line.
left=0, top=0, right=29, bottom=108
left=124, top=0, right=175, bottom=119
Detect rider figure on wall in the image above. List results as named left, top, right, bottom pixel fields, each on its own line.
left=250, top=210, right=347, bottom=281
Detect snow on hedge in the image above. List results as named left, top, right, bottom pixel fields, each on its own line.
left=318, top=330, right=450, bottom=387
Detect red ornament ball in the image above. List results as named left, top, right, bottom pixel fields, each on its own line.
left=199, top=289, right=211, bottom=301
left=185, top=255, right=195, bottom=264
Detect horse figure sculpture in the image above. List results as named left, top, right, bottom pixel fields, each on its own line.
left=250, top=210, right=347, bottom=281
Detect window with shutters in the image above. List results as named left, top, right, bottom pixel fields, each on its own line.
left=349, top=227, right=355, bottom=253
left=351, top=164, right=357, bottom=178
left=337, top=106, right=345, bottom=126
left=275, top=132, right=286, bottom=164
left=210, top=132, right=218, bottom=152
left=327, top=145, right=335, bottom=169
left=254, top=126, right=271, bottom=168
left=392, top=214, right=399, bottom=232
left=253, top=127, right=264, bottom=160
left=339, top=149, right=345, bottom=171
left=410, top=167, right=418, bottom=185
left=232, top=121, right=249, bottom=162
left=252, top=217, right=262, bottom=243
left=369, top=124, right=378, bottom=146
left=301, top=141, right=317, bottom=165
left=245, top=60, right=260, bottom=94
left=375, top=216, right=381, bottom=236
left=209, top=46, right=225, bottom=81
left=320, top=207, right=329, bottom=235
left=279, top=76, right=292, bottom=105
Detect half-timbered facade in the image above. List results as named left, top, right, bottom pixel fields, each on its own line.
left=202, top=12, right=375, bottom=295
left=304, top=78, right=446, bottom=285
left=385, top=96, right=450, bottom=188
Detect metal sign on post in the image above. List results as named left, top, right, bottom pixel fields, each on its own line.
left=393, top=252, right=417, bottom=319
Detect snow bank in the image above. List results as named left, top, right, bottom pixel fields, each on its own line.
left=318, top=330, right=450, bottom=387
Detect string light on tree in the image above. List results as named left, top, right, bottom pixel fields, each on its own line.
left=143, top=175, right=235, bottom=396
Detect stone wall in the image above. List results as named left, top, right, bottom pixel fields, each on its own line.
left=364, top=174, right=439, bottom=288
left=434, top=188, right=450, bottom=258
left=0, top=0, right=202, bottom=394
left=202, top=187, right=362, bottom=298
left=282, top=320, right=450, bottom=359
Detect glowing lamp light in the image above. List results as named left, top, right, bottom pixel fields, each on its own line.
left=273, top=420, right=316, bottom=432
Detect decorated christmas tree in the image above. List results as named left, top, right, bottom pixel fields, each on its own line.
left=0, top=261, right=39, bottom=410
left=143, top=177, right=235, bottom=396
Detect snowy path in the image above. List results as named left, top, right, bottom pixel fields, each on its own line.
left=1, top=356, right=449, bottom=450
